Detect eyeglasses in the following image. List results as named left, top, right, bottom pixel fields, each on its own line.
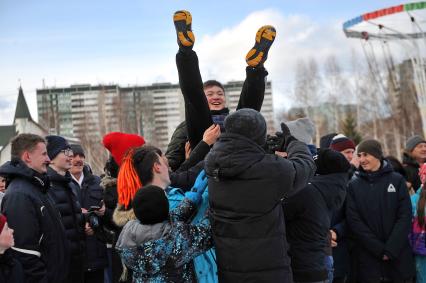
left=60, top=149, right=74, bottom=157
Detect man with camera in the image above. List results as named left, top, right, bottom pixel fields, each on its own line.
left=70, top=144, right=108, bottom=283
left=46, top=135, right=86, bottom=283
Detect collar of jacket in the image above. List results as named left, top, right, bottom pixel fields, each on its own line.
left=356, top=159, right=393, bottom=182
left=403, top=152, right=420, bottom=168
left=210, top=107, right=230, bottom=116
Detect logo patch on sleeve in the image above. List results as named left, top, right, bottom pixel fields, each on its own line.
left=387, top=183, right=396, bottom=193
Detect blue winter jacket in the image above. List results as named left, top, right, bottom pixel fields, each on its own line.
left=167, top=186, right=218, bottom=283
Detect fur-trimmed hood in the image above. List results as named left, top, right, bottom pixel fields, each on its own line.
left=113, top=203, right=136, bottom=228
left=100, top=175, right=117, bottom=191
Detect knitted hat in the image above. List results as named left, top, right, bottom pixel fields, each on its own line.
left=224, top=108, right=267, bottom=145
left=102, top=132, right=145, bottom=166
left=70, top=144, right=85, bottom=157
left=357, top=139, right=383, bottom=160
left=320, top=133, right=337, bottom=149
left=46, top=135, right=71, bottom=160
left=0, top=214, right=7, bottom=232
left=286, top=118, right=316, bottom=144
left=132, top=185, right=169, bottom=225
left=405, top=135, right=426, bottom=152
left=315, top=148, right=351, bottom=175
left=330, top=134, right=356, bottom=152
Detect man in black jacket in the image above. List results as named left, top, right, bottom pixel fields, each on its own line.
left=402, top=135, right=426, bottom=192
left=284, top=148, right=350, bottom=283
left=167, top=10, right=276, bottom=171
left=46, top=135, right=86, bottom=283
left=346, top=139, right=415, bottom=283
left=205, top=109, right=316, bottom=282
left=0, top=133, right=70, bottom=283
left=70, top=144, right=108, bottom=283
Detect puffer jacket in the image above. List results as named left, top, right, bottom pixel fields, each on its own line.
left=116, top=198, right=213, bottom=283
left=284, top=173, right=348, bottom=282
left=205, top=133, right=315, bottom=282
left=47, top=167, right=85, bottom=264
left=0, top=159, right=70, bottom=283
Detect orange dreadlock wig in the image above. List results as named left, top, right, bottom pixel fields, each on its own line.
left=117, top=148, right=142, bottom=209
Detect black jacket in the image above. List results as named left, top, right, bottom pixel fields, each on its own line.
left=346, top=161, right=415, bottom=283
left=403, top=152, right=421, bottom=192
left=0, top=159, right=70, bottom=283
left=205, top=133, right=316, bottom=282
left=72, top=166, right=108, bottom=271
left=284, top=173, right=347, bottom=282
left=0, top=250, right=25, bottom=283
left=47, top=167, right=85, bottom=264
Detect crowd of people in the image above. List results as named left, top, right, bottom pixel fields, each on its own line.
left=0, top=9, right=426, bottom=283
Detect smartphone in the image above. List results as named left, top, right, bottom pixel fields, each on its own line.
left=89, top=206, right=101, bottom=211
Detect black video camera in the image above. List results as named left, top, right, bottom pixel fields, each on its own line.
left=85, top=206, right=101, bottom=232
left=265, top=132, right=285, bottom=154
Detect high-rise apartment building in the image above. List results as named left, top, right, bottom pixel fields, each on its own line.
left=37, top=81, right=274, bottom=172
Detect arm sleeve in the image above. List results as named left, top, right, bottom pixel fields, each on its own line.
left=384, top=178, right=413, bottom=259
left=173, top=220, right=213, bottom=268
left=169, top=198, right=197, bottom=223
left=170, top=161, right=204, bottom=192
left=176, top=141, right=210, bottom=173
left=285, top=139, right=316, bottom=193
left=2, top=193, right=48, bottom=282
left=346, top=185, right=385, bottom=257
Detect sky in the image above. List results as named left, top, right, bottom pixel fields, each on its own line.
left=0, top=0, right=413, bottom=125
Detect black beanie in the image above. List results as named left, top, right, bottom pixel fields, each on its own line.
left=357, top=139, right=383, bottom=160
left=132, top=185, right=169, bottom=225
left=70, top=144, right=85, bottom=157
left=46, top=135, right=70, bottom=160
left=224, top=108, right=267, bottom=145
left=315, top=148, right=351, bottom=175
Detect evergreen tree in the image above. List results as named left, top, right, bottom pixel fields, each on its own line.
left=342, top=113, right=362, bottom=144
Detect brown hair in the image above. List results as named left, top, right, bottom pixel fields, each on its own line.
left=418, top=186, right=426, bottom=227
left=11, top=134, right=45, bottom=160
left=203, top=80, right=225, bottom=93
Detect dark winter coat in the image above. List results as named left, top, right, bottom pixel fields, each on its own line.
left=284, top=172, right=348, bottom=282
left=403, top=152, right=422, bottom=192
left=346, top=161, right=415, bottom=283
left=116, top=198, right=213, bottom=283
left=72, top=166, right=108, bottom=271
left=0, top=159, right=70, bottom=283
left=205, top=133, right=316, bottom=283
left=0, top=250, right=25, bottom=283
left=47, top=167, right=85, bottom=265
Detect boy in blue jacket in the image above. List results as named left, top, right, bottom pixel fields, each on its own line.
left=116, top=171, right=212, bottom=283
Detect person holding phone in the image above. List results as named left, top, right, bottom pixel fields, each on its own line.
left=70, top=144, right=108, bottom=283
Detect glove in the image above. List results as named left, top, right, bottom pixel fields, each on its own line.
left=280, top=122, right=297, bottom=152
left=185, top=170, right=208, bottom=204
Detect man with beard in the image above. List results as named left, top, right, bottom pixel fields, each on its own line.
left=0, top=133, right=69, bottom=282
left=46, top=135, right=86, bottom=283
left=70, top=144, right=108, bottom=283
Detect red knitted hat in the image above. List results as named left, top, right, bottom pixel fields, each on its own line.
left=102, top=132, right=145, bottom=166
left=0, top=214, right=7, bottom=232
left=330, top=134, right=356, bottom=152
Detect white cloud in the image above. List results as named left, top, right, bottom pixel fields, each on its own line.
left=0, top=9, right=363, bottom=125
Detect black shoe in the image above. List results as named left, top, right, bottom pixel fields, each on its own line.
left=246, top=25, right=276, bottom=67
left=173, top=10, right=195, bottom=50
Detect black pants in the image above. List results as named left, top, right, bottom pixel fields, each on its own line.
left=64, top=259, right=84, bottom=283
left=176, top=49, right=268, bottom=149
left=84, top=269, right=104, bottom=283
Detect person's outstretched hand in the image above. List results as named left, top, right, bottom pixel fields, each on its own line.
left=280, top=122, right=297, bottom=152
left=185, top=170, right=208, bottom=204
